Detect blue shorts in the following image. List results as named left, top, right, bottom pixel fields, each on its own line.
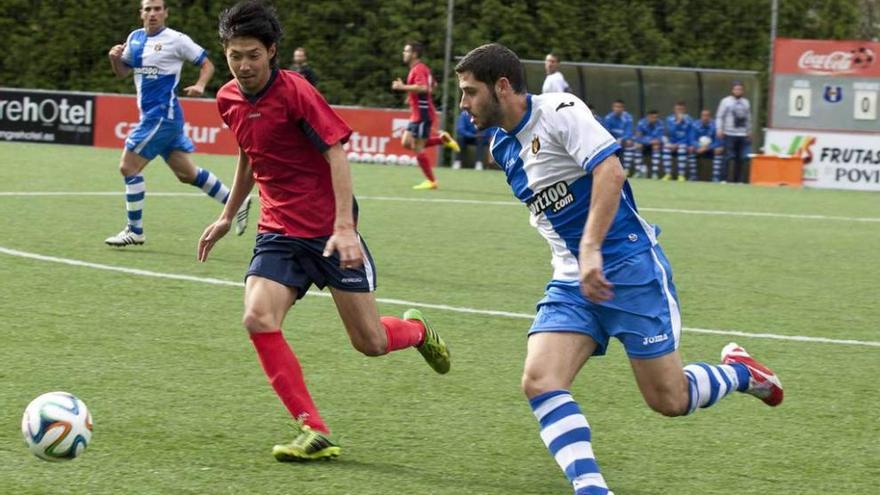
left=407, top=119, right=432, bottom=140
left=529, top=246, right=681, bottom=359
left=125, top=116, right=195, bottom=161
left=246, top=233, right=377, bottom=299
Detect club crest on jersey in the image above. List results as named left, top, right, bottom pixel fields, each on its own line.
left=153, top=43, right=162, bottom=52
left=531, top=136, right=540, bottom=154
left=527, top=180, right=574, bottom=215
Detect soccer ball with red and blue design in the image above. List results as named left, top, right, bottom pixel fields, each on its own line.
left=21, top=391, right=92, bottom=461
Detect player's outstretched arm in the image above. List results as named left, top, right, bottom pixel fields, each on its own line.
left=198, top=148, right=254, bottom=262
left=108, top=43, right=131, bottom=78
left=183, top=58, right=215, bottom=97
left=579, top=156, right=626, bottom=302
left=322, top=143, right=364, bottom=269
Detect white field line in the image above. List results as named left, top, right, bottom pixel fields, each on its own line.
left=1, top=191, right=878, bottom=223
left=1, top=246, right=878, bottom=349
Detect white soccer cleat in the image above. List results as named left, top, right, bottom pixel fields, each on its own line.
left=721, top=342, right=784, bottom=407
left=234, top=196, right=252, bottom=236
left=104, top=227, right=145, bottom=247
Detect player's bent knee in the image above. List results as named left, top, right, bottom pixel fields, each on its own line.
left=645, top=392, right=689, bottom=417
left=350, top=334, right=386, bottom=357
left=241, top=310, right=278, bottom=334
left=521, top=369, right=565, bottom=399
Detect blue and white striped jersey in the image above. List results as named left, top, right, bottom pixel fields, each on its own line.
left=121, top=27, right=207, bottom=121
left=490, top=93, right=657, bottom=281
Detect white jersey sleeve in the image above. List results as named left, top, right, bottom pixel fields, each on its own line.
left=548, top=96, right=619, bottom=173
left=120, top=31, right=135, bottom=67
left=176, top=33, right=207, bottom=65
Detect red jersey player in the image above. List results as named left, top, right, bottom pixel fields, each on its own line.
left=199, top=0, right=450, bottom=462
left=391, top=42, right=459, bottom=190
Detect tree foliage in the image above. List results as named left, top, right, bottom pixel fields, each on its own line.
left=0, top=0, right=874, bottom=110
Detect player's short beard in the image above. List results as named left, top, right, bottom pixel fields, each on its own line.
left=475, top=90, right=503, bottom=131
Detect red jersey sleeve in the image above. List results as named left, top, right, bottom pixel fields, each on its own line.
left=287, top=75, right=352, bottom=153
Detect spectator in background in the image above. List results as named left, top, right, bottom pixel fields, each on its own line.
left=691, top=109, right=725, bottom=182
left=542, top=53, right=570, bottom=94
left=603, top=100, right=638, bottom=177
left=289, top=47, right=318, bottom=86
left=664, top=101, right=694, bottom=181
left=452, top=109, right=489, bottom=170
left=716, top=82, right=751, bottom=183
left=635, top=110, right=664, bottom=179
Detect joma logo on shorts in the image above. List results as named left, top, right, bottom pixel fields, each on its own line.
left=643, top=334, right=669, bottom=345
left=341, top=277, right=363, bottom=283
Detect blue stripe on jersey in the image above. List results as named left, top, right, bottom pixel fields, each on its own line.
left=130, top=30, right=147, bottom=68
left=193, top=50, right=207, bottom=65
left=543, top=175, right=591, bottom=257
left=492, top=133, right=534, bottom=201
left=139, top=74, right=179, bottom=118
left=583, top=141, right=620, bottom=172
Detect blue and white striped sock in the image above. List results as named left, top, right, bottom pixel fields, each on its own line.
left=683, top=362, right=750, bottom=414
left=662, top=148, right=673, bottom=176
left=529, top=390, right=610, bottom=495
left=191, top=168, right=230, bottom=204
left=676, top=146, right=688, bottom=177
left=124, top=174, right=145, bottom=235
left=712, top=153, right=724, bottom=181
left=651, top=150, right=661, bottom=178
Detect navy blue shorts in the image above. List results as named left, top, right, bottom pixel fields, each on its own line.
left=407, top=119, right=432, bottom=140
left=246, top=233, right=377, bottom=299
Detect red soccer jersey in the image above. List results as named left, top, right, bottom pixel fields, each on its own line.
left=407, top=61, right=436, bottom=122
left=216, top=70, right=353, bottom=237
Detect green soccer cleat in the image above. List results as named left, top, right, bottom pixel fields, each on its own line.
left=404, top=309, right=451, bottom=374
left=272, top=422, right=341, bottom=462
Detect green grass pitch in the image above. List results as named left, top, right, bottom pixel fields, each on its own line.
left=0, top=141, right=878, bottom=494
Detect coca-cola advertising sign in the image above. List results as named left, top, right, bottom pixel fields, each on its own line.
left=776, top=38, right=880, bottom=77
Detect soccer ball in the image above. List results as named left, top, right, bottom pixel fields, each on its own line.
left=698, top=135, right=712, bottom=148
left=384, top=154, right=399, bottom=165
left=21, top=391, right=92, bottom=461
left=346, top=151, right=361, bottom=163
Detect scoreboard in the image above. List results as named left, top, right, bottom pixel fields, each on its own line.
left=766, top=38, right=880, bottom=191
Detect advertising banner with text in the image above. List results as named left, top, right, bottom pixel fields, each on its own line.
left=774, top=38, right=880, bottom=78
left=93, top=94, right=428, bottom=164
left=765, top=128, right=880, bottom=191
left=0, top=88, right=95, bottom=145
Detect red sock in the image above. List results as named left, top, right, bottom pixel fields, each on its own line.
left=416, top=152, right=435, bottom=182
left=425, top=135, right=443, bottom=147
left=381, top=316, right=425, bottom=352
left=250, top=330, right=329, bottom=434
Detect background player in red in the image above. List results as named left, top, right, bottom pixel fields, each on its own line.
left=199, top=0, right=451, bottom=462
left=392, top=42, right=459, bottom=190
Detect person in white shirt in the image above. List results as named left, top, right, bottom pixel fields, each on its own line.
left=715, top=82, right=752, bottom=183
left=541, top=53, right=570, bottom=94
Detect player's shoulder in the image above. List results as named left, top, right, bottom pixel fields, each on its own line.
left=533, top=92, right=586, bottom=113
left=216, top=80, right=242, bottom=103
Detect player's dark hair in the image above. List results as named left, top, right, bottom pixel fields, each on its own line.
left=407, top=42, right=425, bottom=58
left=455, top=43, right=527, bottom=94
left=613, top=99, right=625, bottom=105
left=218, top=0, right=283, bottom=68
left=675, top=100, right=686, bottom=106
left=647, top=109, right=658, bottom=115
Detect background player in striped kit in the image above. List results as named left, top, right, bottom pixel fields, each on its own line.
left=634, top=110, right=664, bottom=179
left=663, top=101, right=695, bottom=181
left=105, top=0, right=249, bottom=246
left=456, top=43, right=784, bottom=495
left=691, top=109, right=726, bottom=182
left=602, top=100, right=639, bottom=177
